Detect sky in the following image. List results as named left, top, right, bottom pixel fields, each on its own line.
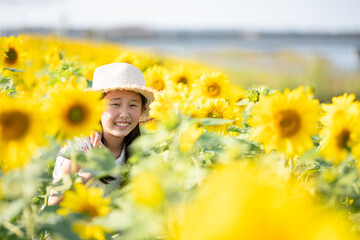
left=1, top=0, right=360, bottom=32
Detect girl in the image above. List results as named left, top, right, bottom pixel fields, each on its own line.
left=48, top=62, right=155, bottom=205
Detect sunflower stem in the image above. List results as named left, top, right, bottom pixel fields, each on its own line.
left=24, top=206, right=35, bottom=238
left=85, top=177, right=95, bottom=188
left=289, top=157, right=295, bottom=174
left=71, top=151, right=77, bottom=174
left=191, top=156, right=201, bottom=184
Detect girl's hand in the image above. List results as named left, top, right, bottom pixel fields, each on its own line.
left=91, top=131, right=105, bottom=148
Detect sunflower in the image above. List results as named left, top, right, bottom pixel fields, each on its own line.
left=143, top=119, right=158, bottom=133
left=168, top=162, right=358, bottom=240
left=228, top=84, right=247, bottom=106
left=2, top=36, right=25, bottom=70
left=196, top=98, right=234, bottom=134
left=0, top=37, right=7, bottom=69
left=179, top=124, right=204, bottom=152
left=58, top=183, right=111, bottom=217
left=46, top=85, right=105, bottom=141
left=0, top=94, right=45, bottom=172
left=226, top=84, right=247, bottom=133
left=131, top=171, right=164, bottom=207
left=320, top=93, right=359, bottom=127
left=179, top=101, right=199, bottom=118
left=72, top=222, right=110, bottom=240
left=248, top=86, right=320, bottom=158
left=319, top=94, right=360, bottom=163
left=44, top=45, right=61, bottom=70
left=320, top=115, right=360, bottom=164
left=144, top=65, right=171, bottom=91
left=192, top=71, right=231, bottom=100
left=82, top=62, right=98, bottom=82
left=114, top=51, right=141, bottom=69
left=168, top=65, right=195, bottom=90
left=149, top=88, right=184, bottom=120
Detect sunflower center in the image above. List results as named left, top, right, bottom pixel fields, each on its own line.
left=336, top=129, right=350, bottom=150
left=275, top=110, right=301, bottom=137
left=153, top=79, right=165, bottom=91
left=177, top=76, right=188, bottom=85
left=207, top=110, right=222, bottom=119
left=237, top=96, right=245, bottom=102
left=5, top=47, right=18, bottom=65
left=0, top=111, right=30, bottom=141
left=207, top=83, right=220, bottom=97
left=81, top=203, right=101, bottom=218
left=67, top=105, right=86, bottom=125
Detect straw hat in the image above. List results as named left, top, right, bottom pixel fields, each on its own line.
left=92, top=62, right=155, bottom=123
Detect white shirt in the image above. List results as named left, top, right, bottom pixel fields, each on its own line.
left=52, top=138, right=125, bottom=196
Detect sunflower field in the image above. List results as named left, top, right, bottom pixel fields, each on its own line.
left=1, top=34, right=360, bottom=240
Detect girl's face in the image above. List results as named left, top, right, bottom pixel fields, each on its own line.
left=101, top=90, right=144, bottom=139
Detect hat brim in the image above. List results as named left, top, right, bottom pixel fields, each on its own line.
left=88, top=86, right=156, bottom=124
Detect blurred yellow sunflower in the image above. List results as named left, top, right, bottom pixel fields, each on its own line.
left=131, top=171, right=164, bottom=207
left=196, top=98, right=234, bottom=134
left=114, top=51, right=141, bottom=69
left=2, top=36, right=26, bottom=70
left=169, top=83, right=198, bottom=117
left=319, top=94, right=360, bottom=163
left=72, top=222, right=110, bottom=240
left=224, top=85, right=246, bottom=134
left=168, top=65, right=195, bottom=90
left=143, top=119, right=158, bottom=133
left=248, top=86, right=320, bottom=158
left=320, top=114, right=360, bottom=164
left=179, top=101, right=198, bottom=118
left=144, top=65, right=170, bottom=91
left=150, top=88, right=184, bottom=120
left=193, top=71, right=231, bottom=99
left=46, top=85, right=105, bottom=141
left=320, top=93, right=359, bottom=127
left=58, top=183, right=111, bottom=217
left=228, top=84, right=247, bottom=110
left=0, top=37, right=7, bottom=68
left=229, top=107, right=244, bottom=136
left=44, top=45, right=61, bottom=70
left=0, top=94, right=45, bottom=172
left=82, top=62, right=98, bottom=82
left=168, top=162, right=357, bottom=240
left=179, top=124, right=204, bottom=152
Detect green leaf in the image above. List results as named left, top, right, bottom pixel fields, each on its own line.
left=50, top=174, right=74, bottom=194
left=200, top=118, right=234, bottom=126
left=3, top=67, right=26, bottom=72
left=235, top=98, right=250, bottom=106
left=86, top=79, right=92, bottom=88
left=0, top=199, right=25, bottom=222
left=227, top=125, right=243, bottom=133
left=41, top=219, right=82, bottom=240
left=80, top=148, right=121, bottom=178
left=0, top=77, right=11, bottom=85
left=92, top=210, right=132, bottom=231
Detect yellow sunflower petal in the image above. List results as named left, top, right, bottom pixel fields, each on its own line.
left=248, top=86, right=320, bottom=158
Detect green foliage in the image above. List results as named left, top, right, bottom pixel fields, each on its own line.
left=0, top=75, right=16, bottom=96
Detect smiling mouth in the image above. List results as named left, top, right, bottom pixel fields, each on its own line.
left=115, top=122, right=130, bottom=127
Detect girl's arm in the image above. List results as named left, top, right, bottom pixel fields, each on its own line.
left=48, top=134, right=102, bottom=206
left=48, top=158, right=93, bottom=206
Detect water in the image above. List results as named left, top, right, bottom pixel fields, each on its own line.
left=117, top=36, right=360, bottom=71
